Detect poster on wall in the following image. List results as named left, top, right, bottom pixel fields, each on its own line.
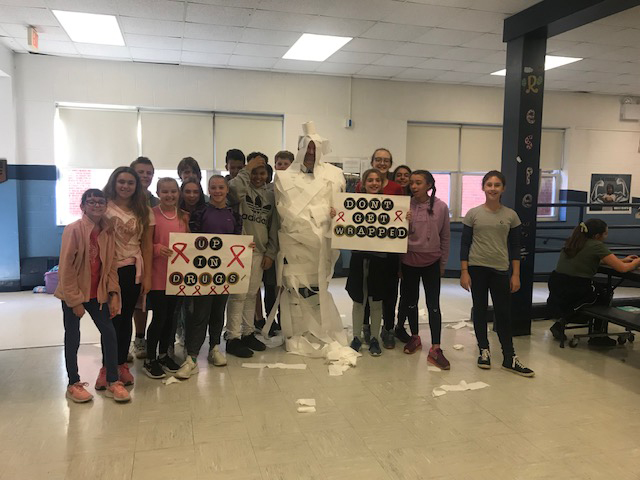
left=588, top=174, right=632, bottom=213
left=331, top=192, right=410, bottom=253
left=165, top=232, right=253, bottom=295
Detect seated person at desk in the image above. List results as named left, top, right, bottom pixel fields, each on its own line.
left=547, top=219, right=640, bottom=346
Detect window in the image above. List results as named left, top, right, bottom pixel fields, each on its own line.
left=460, top=174, right=486, bottom=218
left=431, top=173, right=451, bottom=208
left=537, top=171, right=560, bottom=219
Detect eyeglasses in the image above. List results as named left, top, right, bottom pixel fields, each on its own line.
left=373, top=157, right=391, bottom=164
left=85, top=200, right=107, bottom=206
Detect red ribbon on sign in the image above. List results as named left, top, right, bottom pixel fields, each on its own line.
left=227, top=245, right=246, bottom=268
left=222, top=285, right=230, bottom=294
left=177, top=285, right=186, bottom=296
left=394, top=210, right=403, bottom=222
left=171, top=242, right=190, bottom=264
left=209, top=286, right=218, bottom=295
left=336, top=211, right=345, bottom=222
left=193, top=285, right=201, bottom=295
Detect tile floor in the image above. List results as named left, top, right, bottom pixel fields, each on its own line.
left=1, top=279, right=639, bottom=480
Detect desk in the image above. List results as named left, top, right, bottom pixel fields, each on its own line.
left=597, top=265, right=640, bottom=291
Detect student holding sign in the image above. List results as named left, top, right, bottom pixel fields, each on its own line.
left=399, top=171, right=451, bottom=369
left=460, top=171, right=534, bottom=377
left=176, top=175, right=245, bottom=379
left=143, top=178, right=189, bottom=379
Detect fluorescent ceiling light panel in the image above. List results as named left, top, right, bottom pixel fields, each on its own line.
left=53, top=10, right=125, bottom=46
left=490, top=55, right=582, bottom=76
left=283, top=33, right=352, bottom=62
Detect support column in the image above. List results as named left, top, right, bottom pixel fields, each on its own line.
left=500, top=28, right=547, bottom=336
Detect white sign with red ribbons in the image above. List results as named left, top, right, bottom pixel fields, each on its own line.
left=165, top=232, right=253, bottom=296
left=331, top=192, right=410, bottom=254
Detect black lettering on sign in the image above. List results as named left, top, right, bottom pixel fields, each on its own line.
left=367, top=226, right=377, bottom=238
left=334, top=225, right=345, bottom=236
left=353, top=212, right=365, bottom=224
left=369, top=198, right=381, bottom=211
left=344, top=198, right=356, bottom=210
left=199, top=272, right=212, bottom=285
left=227, top=272, right=239, bottom=285
left=387, top=227, right=398, bottom=239
left=169, top=272, right=183, bottom=285
left=397, top=227, right=408, bottom=239
left=378, top=213, right=390, bottom=225
left=382, top=199, right=394, bottom=211
left=184, top=273, right=198, bottom=286
left=209, top=236, right=223, bottom=250
left=356, top=226, right=367, bottom=238
left=377, top=227, right=387, bottom=239
left=345, top=225, right=356, bottom=237
left=365, top=212, right=377, bottom=224
left=193, top=255, right=207, bottom=269
left=213, top=272, right=226, bottom=286
left=194, top=236, right=208, bottom=250
left=356, top=197, right=368, bottom=210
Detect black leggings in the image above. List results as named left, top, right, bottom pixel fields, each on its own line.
left=111, top=265, right=140, bottom=365
left=147, top=290, right=178, bottom=360
left=400, top=262, right=442, bottom=342
left=469, top=266, right=514, bottom=359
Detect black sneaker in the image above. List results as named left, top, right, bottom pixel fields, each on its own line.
left=158, top=355, right=181, bottom=373
left=381, top=329, right=395, bottom=349
left=242, top=333, right=267, bottom=351
left=363, top=324, right=371, bottom=345
left=369, top=337, right=382, bottom=356
left=394, top=326, right=412, bottom=344
left=226, top=338, right=253, bottom=358
left=477, top=348, right=491, bottom=369
left=501, top=355, right=534, bottom=377
left=588, top=336, right=617, bottom=347
left=549, top=322, right=567, bottom=341
left=143, top=359, right=166, bottom=379
left=350, top=336, right=362, bottom=352
left=254, top=318, right=266, bottom=332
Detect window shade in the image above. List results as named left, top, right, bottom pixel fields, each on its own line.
left=214, top=114, right=283, bottom=170
left=57, top=108, right=138, bottom=168
left=141, top=111, right=214, bottom=170
left=406, top=124, right=459, bottom=171
left=540, top=129, right=564, bottom=170
left=460, top=126, right=502, bottom=172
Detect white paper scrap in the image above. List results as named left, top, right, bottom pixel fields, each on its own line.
left=296, top=398, right=316, bottom=407
left=297, top=406, right=316, bottom=413
left=328, top=364, right=350, bottom=376
left=241, top=362, right=307, bottom=370
left=447, top=321, right=473, bottom=330
left=452, top=344, right=464, bottom=350
left=432, top=380, right=489, bottom=397
left=432, top=388, right=447, bottom=397
left=162, top=376, right=180, bottom=385
left=427, top=366, right=442, bottom=372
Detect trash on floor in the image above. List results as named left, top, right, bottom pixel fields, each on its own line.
left=432, top=380, right=489, bottom=397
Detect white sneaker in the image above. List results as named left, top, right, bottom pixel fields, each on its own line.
left=133, top=337, right=147, bottom=359
left=208, top=345, right=227, bottom=366
left=175, top=356, right=199, bottom=379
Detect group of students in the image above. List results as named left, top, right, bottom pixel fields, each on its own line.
left=59, top=142, right=637, bottom=404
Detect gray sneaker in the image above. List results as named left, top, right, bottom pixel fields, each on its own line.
left=381, top=329, right=395, bottom=349
left=133, top=337, right=147, bottom=359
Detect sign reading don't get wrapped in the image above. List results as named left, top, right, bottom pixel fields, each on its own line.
left=165, top=232, right=253, bottom=295
left=331, top=192, right=410, bottom=253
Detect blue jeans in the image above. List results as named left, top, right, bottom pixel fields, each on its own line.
left=62, top=298, right=118, bottom=385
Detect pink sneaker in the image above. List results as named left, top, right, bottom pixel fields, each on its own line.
left=403, top=335, right=422, bottom=354
left=66, top=382, right=93, bottom=403
left=118, top=363, right=134, bottom=386
left=95, top=367, right=108, bottom=391
left=105, top=381, right=131, bottom=403
left=427, top=347, right=451, bottom=370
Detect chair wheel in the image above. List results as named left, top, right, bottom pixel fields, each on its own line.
left=569, top=338, right=579, bottom=348
left=629, top=333, right=635, bottom=343
left=617, top=337, right=627, bottom=345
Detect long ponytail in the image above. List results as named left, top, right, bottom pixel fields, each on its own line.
left=563, top=218, right=607, bottom=258
left=412, top=170, right=436, bottom=215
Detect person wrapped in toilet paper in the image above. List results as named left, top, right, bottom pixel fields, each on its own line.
left=270, top=122, right=347, bottom=353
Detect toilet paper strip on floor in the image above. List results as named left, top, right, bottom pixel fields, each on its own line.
left=432, top=380, right=489, bottom=397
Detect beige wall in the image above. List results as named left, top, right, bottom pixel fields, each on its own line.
left=0, top=44, right=15, bottom=163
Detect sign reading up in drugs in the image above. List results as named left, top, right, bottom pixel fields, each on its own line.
left=331, top=192, right=410, bottom=253
left=165, top=232, right=253, bottom=295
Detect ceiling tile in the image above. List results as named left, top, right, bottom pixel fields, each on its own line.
left=470, top=74, right=504, bottom=86
left=355, top=64, right=406, bottom=77
left=373, top=54, right=425, bottom=68
left=0, top=22, right=30, bottom=38
left=438, top=8, right=505, bottom=33
left=342, top=38, right=404, bottom=54
left=434, top=46, right=496, bottom=61
left=44, top=0, right=118, bottom=15
left=75, top=43, right=131, bottom=59
left=183, top=23, right=243, bottom=41
left=545, top=38, right=579, bottom=53
left=239, top=28, right=300, bottom=46
left=125, top=33, right=182, bottom=50
left=432, top=70, right=481, bottom=82
left=246, top=10, right=312, bottom=32
left=600, top=28, right=640, bottom=47
left=36, top=38, right=78, bottom=55
left=611, top=73, right=640, bottom=85
left=254, top=0, right=323, bottom=15
left=460, top=32, right=504, bottom=50
left=119, top=17, right=183, bottom=36
left=130, top=47, right=181, bottom=63
left=1, top=0, right=47, bottom=6
left=185, top=0, right=260, bottom=7
left=595, top=6, right=640, bottom=28
left=393, top=67, right=442, bottom=80
left=320, top=0, right=398, bottom=21
left=227, top=54, right=278, bottom=69
left=382, top=3, right=460, bottom=27
left=0, top=5, right=58, bottom=25
left=361, top=22, right=431, bottom=42
left=314, top=61, right=364, bottom=75
left=390, top=43, right=450, bottom=58
left=182, top=38, right=236, bottom=54
left=456, top=61, right=504, bottom=74
left=272, top=58, right=319, bottom=72
left=116, top=0, right=184, bottom=21
left=551, top=42, right=618, bottom=59
left=590, top=46, right=640, bottom=62
left=305, top=17, right=374, bottom=37
left=467, top=0, right=539, bottom=14
left=413, top=27, right=482, bottom=46
left=185, top=3, right=252, bottom=27
left=181, top=50, right=229, bottom=66
left=233, top=43, right=287, bottom=58
left=415, top=58, right=468, bottom=71
left=555, top=23, right=624, bottom=43
left=481, top=50, right=506, bottom=64
left=328, top=50, right=383, bottom=64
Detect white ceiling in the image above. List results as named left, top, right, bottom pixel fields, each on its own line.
left=0, top=0, right=639, bottom=96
